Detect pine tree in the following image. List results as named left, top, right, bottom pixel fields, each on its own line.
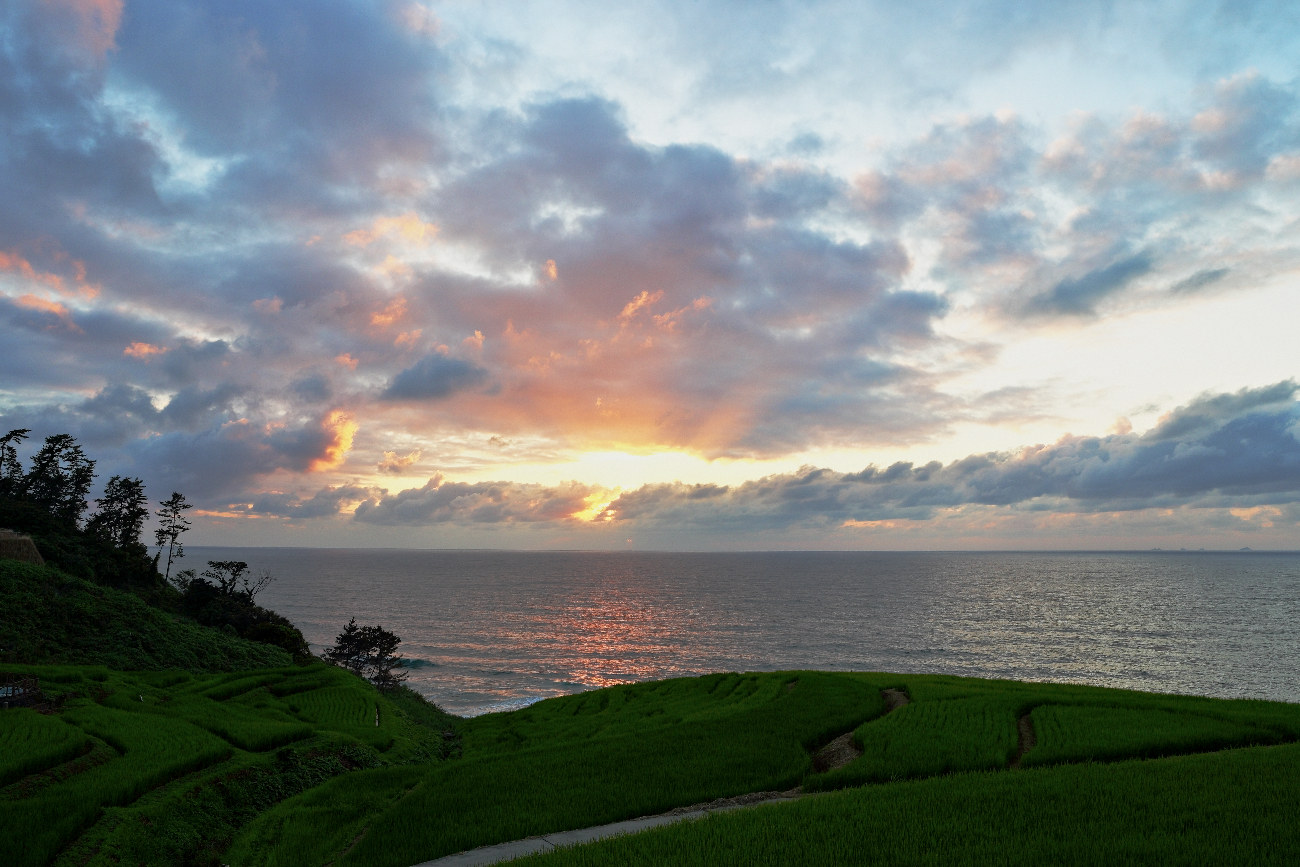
left=154, top=491, right=192, bottom=584
left=0, top=429, right=30, bottom=496
left=87, top=475, right=149, bottom=549
left=23, top=433, right=95, bottom=526
left=322, top=619, right=408, bottom=690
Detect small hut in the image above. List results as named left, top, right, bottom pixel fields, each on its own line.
left=1, top=675, right=42, bottom=709
left=0, top=529, right=44, bottom=565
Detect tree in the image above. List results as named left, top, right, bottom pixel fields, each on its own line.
left=86, top=475, right=149, bottom=550
left=154, top=491, right=192, bottom=585
left=201, top=559, right=273, bottom=603
left=322, top=618, right=408, bottom=690
left=322, top=617, right=367, bottom=675
left=0, top=428, right=29, bottom=496
left=22, top=433, right=95, bottom=526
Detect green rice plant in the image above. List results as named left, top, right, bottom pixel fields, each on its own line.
left=339, top=672, right=885, bottom=866
left=292, top=685, right=375, bottom=728
left=0, top=709, right=90, bottom=786
left=805, top=692, right=1020, bottom=791
left=97, top=682, right=312, bottom=752
left=6, top=705, right=231, bottom=866
left=466, top=671, right=885, bottom=755
left=267, top=668, right=354, bottom=697
left=225, top=765, right=428, bottom=867
left=199, top=670, right=294, bottom=701
left=1022, top=703, right=1280, bottom=766
left=136, top=669, right=193, bottom=689
left=516, top=742, right=1300, bottom=866
left=58, top=735, right=394, bottom=867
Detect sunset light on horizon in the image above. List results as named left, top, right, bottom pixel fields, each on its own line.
left=3, top=0, right=1300, bottom=550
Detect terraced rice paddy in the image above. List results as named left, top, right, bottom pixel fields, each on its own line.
left=0, top=663, right=445, bottom=866
left=3, top=666, right=1298, bottom=865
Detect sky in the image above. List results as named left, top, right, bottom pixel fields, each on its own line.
left=1, top=0, right=1299, bottom=550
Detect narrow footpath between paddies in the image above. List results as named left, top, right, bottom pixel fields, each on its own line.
left=411, top=688, right=912, bottom=867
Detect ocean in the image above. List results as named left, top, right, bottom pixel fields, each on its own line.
left=189, top=548, right=1300, bottom=717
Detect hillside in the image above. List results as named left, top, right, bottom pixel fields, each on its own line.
left=5, top=665, right=1299, bottom=866
left=0, top=559, right=292, bottom=671
left=2, top=476, right=1296, bottom=865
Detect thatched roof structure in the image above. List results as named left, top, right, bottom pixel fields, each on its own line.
left=0, top=529, right=44, bottom=565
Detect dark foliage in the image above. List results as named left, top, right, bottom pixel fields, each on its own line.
left=21, top=434, right=96, bottom=528
left=322, top=618, right=408, bottom=690
left=178, top=562, right=310, bottom=661
left=0, top=428, right=30, bottom=496
left=154, top=491, right=192, bottom=584
left=202, top=559, right=274, bottom=603
left=0, top=494, right=162, bottom=594
left=0, top=559, right=290, bottom=671
left=86, top=475, right=149, bottom=549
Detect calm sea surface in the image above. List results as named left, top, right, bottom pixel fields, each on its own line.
left=190, top=548, right=1300, bottom=717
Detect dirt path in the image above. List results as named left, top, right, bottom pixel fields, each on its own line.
left=412, top=687, right=909, bottom=867
left=1010, top=711, right=1036, bottom=768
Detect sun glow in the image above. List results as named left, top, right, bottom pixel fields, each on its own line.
left=571, top=492, right=616, bottom=523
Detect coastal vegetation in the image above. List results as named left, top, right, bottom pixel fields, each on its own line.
left=5, top=649, right=1299, bottom=865
left=2, top=431, right=1298, bottom=864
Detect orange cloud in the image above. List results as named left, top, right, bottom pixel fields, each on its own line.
left=15, top=294, right=70, bottom=316
left=395, top=329, right=423, bottom=348
left=124, top=341, right=166, bottom=358
left=377, top=254, right=413, bottom=279
left=253, top=297, right=283, bottom=314
left=543, top=259, right=558, bottom=281
left=652, top=296, right=713, bottom=332
left=618, top=289, right=664, bottom=324
left=310, top=410, right=357, bottom=472
left=335, top=353, right=359, bottom=370
left=14, top=294, right=82, bottom=333
left=344, top=212, right=438, bottom=247
left=370, top=296, right=409, bottom=328
left=0, top=249, right=98, bottom=299
left=1229, top=506, right=1282, bottom=527
left=378, top=449, right=423, bottom=473
left=571, top=491, right=618, bottom=523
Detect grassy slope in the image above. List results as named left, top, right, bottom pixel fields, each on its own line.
left=520, top=743, right=1300, bottom=865
left=4, top=663, right=1298, bottom=866
left=0, top=559, right=291, bottom=671
left=4, top=534, right=1296, bottom=867
left=0, top=663, right=455, bottom=866
left=219, top=672, right=1300, bottom=867
left=508, top=674, right=1300, bottom=865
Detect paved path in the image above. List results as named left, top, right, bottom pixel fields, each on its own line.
left=411, top=794, right=801, bottom=866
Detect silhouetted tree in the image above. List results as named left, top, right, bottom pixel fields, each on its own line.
left=86, top=475, right=149, bottom=550
left=322, top=618, right=407, bottom=690
left=322, top=617, right=367, bottom=675
left=23, top=433, right=95, bottom=526
left=201, top=559, right=274, bottom=603
left=154, top=491, right=192, bottom=584
left=0, top=428, right=30, bottom=496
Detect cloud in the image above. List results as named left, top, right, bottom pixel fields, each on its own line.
left=597, top=382, right=1300, bottom=530
left=243, top=484, right=378, bottom=520
left=382, top=354, right=490, bottom=401
left=220, top=382, right=1299, bottom=537
left=1, top=0, right=1299, bottom=549
left=377, top=449, right=422, bottom=473
left=1019, top=251, right=1154, bottom=317
left=1170, top=267, right=1230, bottom=295
left=352, top=474, right=596, bottom=525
